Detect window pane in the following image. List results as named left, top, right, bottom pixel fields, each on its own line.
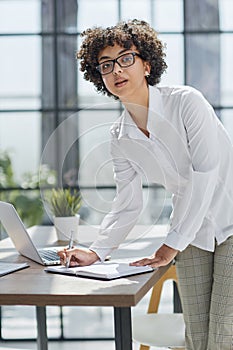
left=1, top=306, right=37, bottom=339
left=0, top=37, right=41, bottom=110
left=184, top=0, right=219, bottom=31
left=141, top=186, right=171, bottom=225
left=77, top=109, right=119, bottom=224
left=77, top=30, right=99, bottom=105
left=219, top=0, right=233, bottom=30
left=185, top=34, right=220, bottom=106
left=221, top=109, right=233, bottom=144
left=78, top=69, right=103, bottom=106
left=214, top=108, right=221, bottom=120
left=77, top=0, right=118, bottom=32
left=159, top=34, right=184, bottom=85
left=78, top=109, right=119, bottom=187
left=220, top=34, right=233, bottom=107
left=41, top=36, right=55, bottom=108
left=77, top=69, right=121, bottom=108
left=62, top=306, right=114, bottom=338
left=57, top=36, right=78, bottom=108
left=152, top=0, right=183, bottom=32
left=121, top=0, right=152, bottom=23
left=0, top=0, right=41, bottom=33
left=0, top=113, right=41, bottom=182
left=56, top=0, right=78, bottom=33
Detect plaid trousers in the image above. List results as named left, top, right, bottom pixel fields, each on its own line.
left=175, top=235, right=233, bottom=350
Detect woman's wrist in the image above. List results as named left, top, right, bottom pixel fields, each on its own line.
left=88, top=249, right=100, bottom=264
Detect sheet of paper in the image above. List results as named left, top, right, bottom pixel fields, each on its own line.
left=45, top=261, right=155, bottom=280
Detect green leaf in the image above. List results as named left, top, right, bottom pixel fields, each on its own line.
left=47, top=188, right=82, bottom=217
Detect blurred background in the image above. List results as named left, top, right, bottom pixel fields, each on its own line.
left=0, top=0, right=232, bottom=348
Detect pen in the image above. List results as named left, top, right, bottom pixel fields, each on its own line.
left=66, top=230, right=74, bottom=269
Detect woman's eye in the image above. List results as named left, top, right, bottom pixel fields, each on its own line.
left=102, top=62, right=112, bottom=70
left=121, top=55, right=133, bottom=64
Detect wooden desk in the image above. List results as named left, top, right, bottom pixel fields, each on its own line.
left=0, top=225, right=169, bottom=350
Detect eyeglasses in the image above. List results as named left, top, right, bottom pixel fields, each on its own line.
left=96, top=52, right=142, bottom=75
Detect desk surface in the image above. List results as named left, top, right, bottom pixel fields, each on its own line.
left=0, top=225, right=169, bottom=307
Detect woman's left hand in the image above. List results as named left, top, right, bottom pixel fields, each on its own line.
left=130, top=244, right=179, bottom=268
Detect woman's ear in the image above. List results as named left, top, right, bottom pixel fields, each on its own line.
left=144, top=62, right=151, bottom=77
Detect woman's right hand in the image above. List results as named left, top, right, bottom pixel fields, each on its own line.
left=57, top=247, right=100, bottom=267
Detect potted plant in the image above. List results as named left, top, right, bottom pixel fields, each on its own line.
left=47, top=188, right=82, bottom=242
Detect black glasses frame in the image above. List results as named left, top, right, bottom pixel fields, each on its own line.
left=96, top=52, right=142, bottom=75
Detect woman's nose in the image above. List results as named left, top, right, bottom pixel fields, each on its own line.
left=112, top=61, right=123, bottom=75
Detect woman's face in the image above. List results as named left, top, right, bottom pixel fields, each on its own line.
left=97, top=44, right=150, bottom=102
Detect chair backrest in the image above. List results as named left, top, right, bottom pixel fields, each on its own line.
left=136, top=263, right=184, bottom=350
left=147, top=263, right=178, bottom=314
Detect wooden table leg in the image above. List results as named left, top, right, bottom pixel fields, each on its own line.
left=36, top=306, right=48, bottom=350
left=114, top=307, right=132, bottom=350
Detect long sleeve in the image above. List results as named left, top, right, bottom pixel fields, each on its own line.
left=90, top=137, right=143, bottom=261
left=164, top=89, right=220, bottom=251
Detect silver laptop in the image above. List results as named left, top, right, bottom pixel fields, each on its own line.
left=0, top=201, right=60, bottom=266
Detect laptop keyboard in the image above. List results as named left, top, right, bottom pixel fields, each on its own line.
left=39, top=249, right=59, bottom=261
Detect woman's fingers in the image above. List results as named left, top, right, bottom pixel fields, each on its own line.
left=130, top=258, right=150, bottom=266
left=130, top=256, right=161, bottom=268
left=57, top=248, right=77, bottom=266
left=57, top=247, right=100, bottom=266
left=130, top=244, right=179, bottom=268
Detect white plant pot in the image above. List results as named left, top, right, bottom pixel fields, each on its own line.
left=54, top=214, right=80, bottom=242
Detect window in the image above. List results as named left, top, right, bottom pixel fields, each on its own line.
left=0, top=0, right=232, bottom=343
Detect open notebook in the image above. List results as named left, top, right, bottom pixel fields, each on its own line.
left=45, top=261, right=154, bottom=280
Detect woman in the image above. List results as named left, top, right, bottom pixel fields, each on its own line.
left=58, top=19, right=233, bottom=350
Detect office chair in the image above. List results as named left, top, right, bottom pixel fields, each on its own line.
left=132, top=264, right=185, bottom=350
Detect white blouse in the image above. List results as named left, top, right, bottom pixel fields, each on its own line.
left=90, top=85, right=233, bottom=261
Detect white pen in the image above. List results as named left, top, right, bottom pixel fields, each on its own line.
left=66, top=230, right=74, bottom=269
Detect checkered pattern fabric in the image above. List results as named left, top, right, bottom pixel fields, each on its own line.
left=175, top=235, right=233, bottom=350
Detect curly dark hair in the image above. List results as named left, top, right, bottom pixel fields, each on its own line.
left=77, top=19, right=167, bottom=99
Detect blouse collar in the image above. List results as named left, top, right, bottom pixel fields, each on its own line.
left=117, top=85, right=165, bottom=140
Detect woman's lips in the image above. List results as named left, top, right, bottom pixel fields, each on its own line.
left=115, top=79, right=128, bottom=87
